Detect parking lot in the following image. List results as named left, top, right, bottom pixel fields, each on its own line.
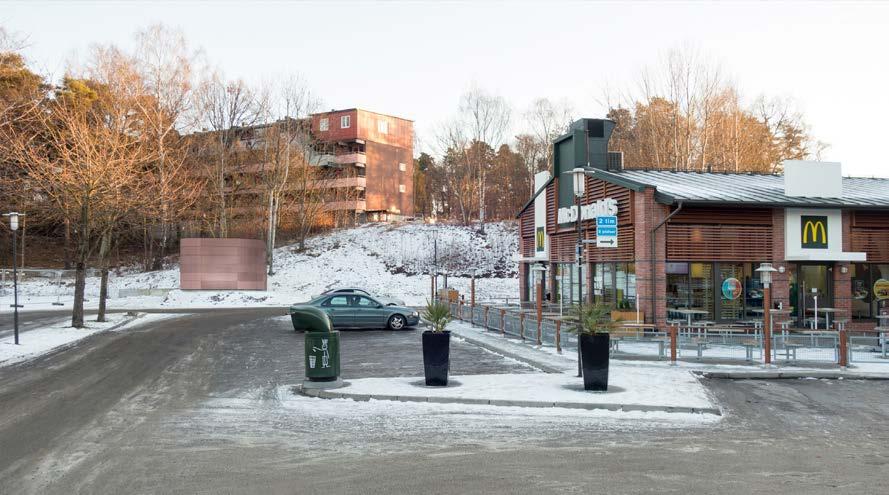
left=2, top=309, right=889, bottom=494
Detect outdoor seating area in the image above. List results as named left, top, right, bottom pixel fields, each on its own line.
left=455, top=299, right=889, bottom=366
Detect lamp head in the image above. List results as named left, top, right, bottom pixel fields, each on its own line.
left=571, top=167, right=586, bottom=197
left=755, top=262, right=778, bottom=286
left=3, top=212, right=23, bottom=232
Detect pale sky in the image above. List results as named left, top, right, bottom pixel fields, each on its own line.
left=4, top=1, right=889, bottom=177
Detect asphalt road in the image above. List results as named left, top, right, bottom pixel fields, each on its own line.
left=1, top=309, right=888, bottom=494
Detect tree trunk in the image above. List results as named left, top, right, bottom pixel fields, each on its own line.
left=72, top=260, right=86, bottom=328
left=71, top=202, right=89, bottom=329
left=266, top=194, right=275, bottom=275
left=97, top=230, right=111, bottom=322
left=63, top=218, right=72, bottom=270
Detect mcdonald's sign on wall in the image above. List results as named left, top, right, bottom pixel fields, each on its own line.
left=801, top=215, right=828, bottom=249
left=784, top=208, right=866, bottom=262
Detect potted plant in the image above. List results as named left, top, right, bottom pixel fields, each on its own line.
left=421, top=299, right=453, bottom=386
left=611, top=299, right=638, bottom=323
left=570, top=303, right=621, bottom=391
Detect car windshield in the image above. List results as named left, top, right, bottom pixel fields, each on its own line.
left=306, top=295, right=327, bottom=305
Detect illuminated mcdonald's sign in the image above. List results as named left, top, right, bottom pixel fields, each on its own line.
left=535, top=227, right=545, bottom=253
left=801, top=215, right=828, bottom=249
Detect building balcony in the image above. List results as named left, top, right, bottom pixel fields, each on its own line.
left=335, top=152, right=366, bottom=167
left=323, top=200, right=366, bottom=212
left=311, top=177, right=366, bottom=190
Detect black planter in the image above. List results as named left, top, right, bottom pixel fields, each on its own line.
left=580, top=333, right=610, bottom=391
left=422, top=331, right=451, bottom=386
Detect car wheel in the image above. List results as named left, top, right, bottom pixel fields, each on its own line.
left=387, top=314, right=406, bottom=330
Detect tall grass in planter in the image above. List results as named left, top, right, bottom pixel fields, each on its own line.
left=421, top=300, right=453, bottom=386
left=569, top=303, right=621, bottom=391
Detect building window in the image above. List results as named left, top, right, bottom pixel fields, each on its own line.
left=592, top=262, right=636, bottom=308
left=666, top=262, right=765, bottom=323
left=319, top=118, right=329, bottom=131
left=852, top=263, right=889, bottom=319
left=399, top=184, right=406, bottom=193
left=340, top=115, right=350, bottom=129
left=378, top=120, right=388, bottom=134
left=398, top=162, right=406, bottom=172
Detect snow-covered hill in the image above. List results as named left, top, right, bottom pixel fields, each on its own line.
left=2, top=221, right=521, bottom=310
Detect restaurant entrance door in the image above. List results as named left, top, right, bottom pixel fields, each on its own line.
left=791, top=263, right=834, bottom=326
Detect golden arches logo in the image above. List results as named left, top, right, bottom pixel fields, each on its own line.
left=535, top=227, right=545, bottom=252
left=801, top=216, right=828, bottom=248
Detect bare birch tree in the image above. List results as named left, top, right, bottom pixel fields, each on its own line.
left=257, top=76, right=320, bottom=273
left=194, top=73, right=260, bottom=237
left=133, top=23, right=203, bottom=268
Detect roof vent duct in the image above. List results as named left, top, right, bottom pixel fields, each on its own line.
left=568, top=118, right=615, bottom=171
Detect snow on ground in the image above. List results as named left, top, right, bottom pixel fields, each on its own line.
left=0, top=313, right=185, bottom=367
left=0, top=221, right=519, bottom=311
left=277, top=387, right=720, bottom=428
left=332, top=369, right=716, bottom=412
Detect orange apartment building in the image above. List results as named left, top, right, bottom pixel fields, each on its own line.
left=311, top=108, right=414, bottom=221
left=185, top=108, right=414, bottom=238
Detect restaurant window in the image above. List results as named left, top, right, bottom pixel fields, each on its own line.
left=689, top=263, right=714, bottom=320
left=593, top=262, right=636, bottom=308
left=717, top=263, right=745, bottom=321
left=742, top=264, right=763, bottom=318
left=852, top=263, right=889, bottom=319
left=669, top=262, right=767, bottom=323
left=553, top=263, right=586, bottom=308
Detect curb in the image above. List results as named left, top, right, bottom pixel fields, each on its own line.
left=0, top=313, right=142, bottom=369
left=450, top=328, right=569, bottom=374
left=296, top=384, right=721, bottom=416
left=697, top=370, right=889, bottom=380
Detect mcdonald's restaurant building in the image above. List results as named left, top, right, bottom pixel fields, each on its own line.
left=516, top=118, right=889, bottom=331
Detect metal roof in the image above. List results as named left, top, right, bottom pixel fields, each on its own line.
left=591, top=169, right=889, bottom=209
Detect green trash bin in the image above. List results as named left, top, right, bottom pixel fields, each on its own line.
left=305, top=331, right=340, bottom=381
left=290, top=305, right=342, bottom=388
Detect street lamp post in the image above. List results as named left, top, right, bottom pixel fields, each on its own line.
left=531, top=263, right=548, bottom=346
left=572, top=167, right=586, bottom=377
left=756, top=263, right=778, bottom=366
left=4, top=212, right=25, bottom=345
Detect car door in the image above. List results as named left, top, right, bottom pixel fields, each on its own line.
left=321, top=295, right=352, bottom=327
left=354, top=296, right=388, bottom=328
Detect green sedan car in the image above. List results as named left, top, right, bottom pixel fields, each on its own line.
left=290, top=294, right=420, bottom=330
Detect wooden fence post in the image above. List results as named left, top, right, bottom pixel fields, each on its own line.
left=670, top=324, right=678, bottom=364
left=500, top=309, right=505, bottom=335
left=838, top=328, right=848, bottom=368
left=555, top=320, right=562, bottom=353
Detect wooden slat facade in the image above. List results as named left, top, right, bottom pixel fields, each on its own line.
left=669, top=207, right=773, bottom=226
left=667, top=207, right=773, bottom=261
left=851, top=229, right=889, bottom=262
left=852, top=210, right=889, bottom=228
left=519, top=207, right=535, bottom=258
left=544, top=177, right=635, bottom=262
left=850, top=210, right=889, bottom=262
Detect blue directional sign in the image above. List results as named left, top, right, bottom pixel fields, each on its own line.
left=596, top=215, right=618, bottom=248
left=597, top=216, right=617, bottom=227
